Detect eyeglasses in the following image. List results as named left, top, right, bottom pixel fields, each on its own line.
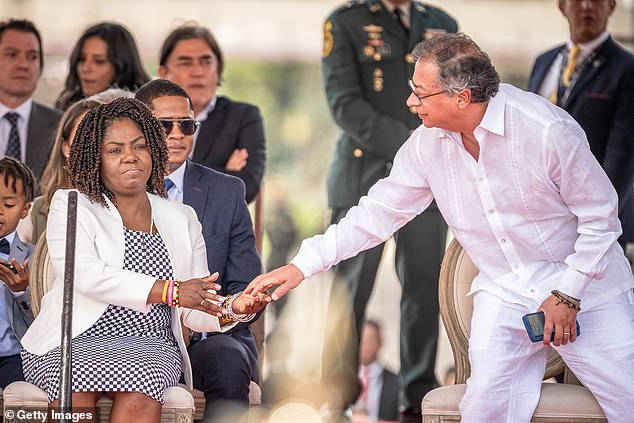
left=408, top=79, right=446, bottom=103
left=158, top=119, right=200, bottom=136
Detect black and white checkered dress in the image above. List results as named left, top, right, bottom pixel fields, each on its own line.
left=22, top=227, right=182, bottom=403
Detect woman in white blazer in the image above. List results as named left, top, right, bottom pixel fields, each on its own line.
left=20, top=98, right=265, bottom=423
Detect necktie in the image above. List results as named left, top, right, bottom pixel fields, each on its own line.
left=0, top=238, right=10, bottom=255
left=393, top=7, right=409, bottom=35
left=164, top=178, right=175, bottom=193
left=4, top=112, right=21, bottom=160
left=551, top=45, right=579, bottom=104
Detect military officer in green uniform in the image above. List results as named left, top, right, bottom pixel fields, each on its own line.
left=321, top=1, right=457, bottom=421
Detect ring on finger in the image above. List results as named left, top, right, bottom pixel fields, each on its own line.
left=200, top=299, right=206, bottom=307
left=563, top=332, right=570, bottom=336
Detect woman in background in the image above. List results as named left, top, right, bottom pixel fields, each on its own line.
left=55, top=22, right=149, bottom=111
left=29, top=99, right=98, bottom=243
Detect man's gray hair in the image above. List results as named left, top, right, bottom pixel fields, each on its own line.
left=412, top=33, right=500, bottom=103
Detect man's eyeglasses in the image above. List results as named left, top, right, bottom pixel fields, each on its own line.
left=408, top=79, right=446, bottom=103
left=158, top=119, right=200, bottom=136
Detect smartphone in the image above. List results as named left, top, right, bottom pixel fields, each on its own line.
left=522, top=311, right=580, bottom=343
left=0, top=260, right=17, bottom=274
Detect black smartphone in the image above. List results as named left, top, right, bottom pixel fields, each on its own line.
left=0, top=260, right=17, bottom=274
left=522, top=311, right=580, bottom=343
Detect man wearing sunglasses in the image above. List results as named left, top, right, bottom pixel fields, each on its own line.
left=136, top=79, right=263, bottom=422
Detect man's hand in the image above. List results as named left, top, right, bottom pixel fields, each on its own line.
left=243, top=264, right=305, bottom=301
left=0, top=258, right=29, bottom=292
left=537, top=294, right=579, bottom=346
left=225, top=148, right=248, bottom=171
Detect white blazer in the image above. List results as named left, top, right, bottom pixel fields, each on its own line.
left=21, top=189, right=231, bottom=388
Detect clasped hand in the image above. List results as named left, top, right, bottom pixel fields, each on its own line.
left=537, top=294, right=579, bottom=347
left=179, top=272, right=267, bottom=317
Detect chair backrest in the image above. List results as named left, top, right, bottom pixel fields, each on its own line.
left=439, top=239, right=566, bottom=384
left=29, top=233, right=56, bottom=317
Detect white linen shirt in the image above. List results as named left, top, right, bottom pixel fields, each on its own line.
left=292, top=84, right=634, bottom=310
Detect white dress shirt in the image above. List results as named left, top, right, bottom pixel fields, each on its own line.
left=190, top=96, right=217, bottom=160
left=537, top=31, right=610, bottom=99
left=165, top=161, right=186, bottom=202
left=356, top=361, right=384, bottom=421
left=0, top=99, right=32, bottom=162
left=292, top=84, right=633, bottom=310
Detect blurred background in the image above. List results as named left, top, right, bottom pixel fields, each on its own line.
left=3, top=0, right=633, bottom=418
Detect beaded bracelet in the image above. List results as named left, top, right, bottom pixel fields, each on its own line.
left=551, top=289, right=581, bottom=311
left=172, top=280, right=181, bottom=308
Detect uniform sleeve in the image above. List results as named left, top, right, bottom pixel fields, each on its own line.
left=322, top=12, right=410, bottom=161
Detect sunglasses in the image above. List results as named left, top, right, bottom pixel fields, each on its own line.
left=158, top=119, right=200, bottom=136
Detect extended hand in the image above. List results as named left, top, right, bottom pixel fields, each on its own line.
left=243, top=264, right=305, bottom=301
left=179, top=272, right=226, bottom=316
left=0, top=258, right=29, bottom=292
left=225, top=148, right=248, bottom=171
left=537, top=294, right=579, bottom=346
left=231, top=292, right=268, bottom=314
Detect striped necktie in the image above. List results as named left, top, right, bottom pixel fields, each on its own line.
left=551, top=45, right=579, bottom=104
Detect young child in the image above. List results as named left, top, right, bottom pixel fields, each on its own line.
left=0, top=157, right=35, bottom=388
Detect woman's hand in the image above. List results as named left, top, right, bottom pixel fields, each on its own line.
left=230, top=292, right=268, bottom=315
left=178, top=272, right=226, bottom=317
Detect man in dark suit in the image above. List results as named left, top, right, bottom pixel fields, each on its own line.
left=320, top=2, right=457, bottom=421
left=0, top=19, right=61, bottom=181
left=528, top=0, right=634, bottom=248
left=136, top=80, right=262, bottom=422
left=158, top=24, right=265, bottom=203
left=355, top=320, right=398, bottom=422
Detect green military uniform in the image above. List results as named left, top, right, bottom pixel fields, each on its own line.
left=321, top=0, right=457, bottom=414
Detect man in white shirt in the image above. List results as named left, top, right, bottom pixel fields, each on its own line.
left=0, top=19, right=60, bottom=181
left=528, top=0, right=634, bottom=249
left=246, top=33, right=634, bottom=422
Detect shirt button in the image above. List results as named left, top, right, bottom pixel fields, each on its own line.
left=530, top=289, right=535, bottom=293
left=478, top=177, right=484, bottom=183
left=500, top=238, right=506, bottom=243
left=488, top=209, right=494, bottom=215
left=353, top=148, right=363, bottom=158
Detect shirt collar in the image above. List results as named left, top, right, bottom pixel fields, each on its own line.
left=195, top=96, right=217, bottom=122
left=476, top=86, right=506, bottom=137
left=360, top=361, right=384, bottom=379
left=379, top=0, right=411, bottom=16
left=0, top=98, right=33, bottom=122
left=1, top=231, right=16, bottom=246
left=566, top=31, right=609, bottom=57
left=165, top=161, right=186, bottom=193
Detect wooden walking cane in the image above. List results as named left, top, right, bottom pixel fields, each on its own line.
left=59, top=191, right=78, bottom=422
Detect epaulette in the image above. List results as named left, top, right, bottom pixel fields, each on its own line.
left=329, top=0, right=366, bottom=17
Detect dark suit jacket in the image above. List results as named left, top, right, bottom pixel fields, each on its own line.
left=322, top=0, right=457, bottom=207
left=2, top=233, right=35, bottom=340
left=378, top=368, right=399, bottom=421
left=192, top=97, right=266, bottom=203
left=528, top=37, right=634, bottom=242
left=26, top=102, right=62, bottom=181
left=182, top=161, right=262, bottom=378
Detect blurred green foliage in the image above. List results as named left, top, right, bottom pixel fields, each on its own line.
left=221, top=60, right=339, bottom=243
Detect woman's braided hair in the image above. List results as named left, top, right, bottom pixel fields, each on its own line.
left=67, top=97, right=169, bottom=207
